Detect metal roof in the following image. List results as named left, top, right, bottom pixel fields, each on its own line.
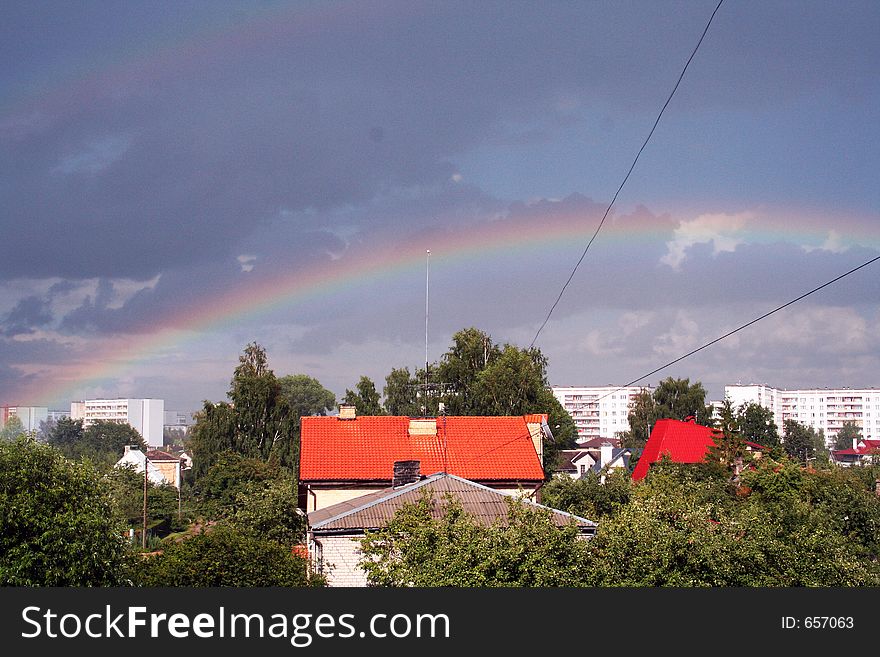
left=309, top=472, right=596, bottom=533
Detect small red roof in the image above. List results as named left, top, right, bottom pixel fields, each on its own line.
left=145, top=449, right=178, bottom=461
left=300, top=415, right=545, bottom=482
left=631, top=418, right=721, bottom=481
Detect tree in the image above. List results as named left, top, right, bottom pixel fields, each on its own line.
left=227, top=475, right=305, bottom=548
left=192, top=450, right=282, bottom=519
left=106, top=466, right=187, bottom=539
left=434, top=327, right=501, bottom=415
left=707, top=399, right=748, bottom=480
left=359, top=494, right=592, bottom=587
left=783, top=419, right=822, bottom=464
left=188, top=343, right=295, bottom=481
left=586, top=458, right=880, bottom=586
left=46, top=417, right=84, bottom=453
left=342, top=375, right=384, bottom=415
left=47, top=417, right=147, bottom=468
left=0, top=415, right=25, bottom=441
left=278, top=374, right=336, bottom=421
left=0, top=437, right=134, bottom=585
left=624, top=378, right=712, bottom=448
left=736, top=402, right=780, bottom=448
left=135, top=525, right=321, bottom=587
left=652, top=377, right=713, bottom=426
left=834, top=421, right=862, bottom=451
left=383, top=367, right=423, bottom=416
left=540, top=469, right=632, bottom=521
left=228, top=342, right=296, bottom=467
left=620, top=388, right=655, bottom=447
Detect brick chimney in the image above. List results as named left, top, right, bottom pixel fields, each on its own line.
left=393, top=460, right=421, bottom=488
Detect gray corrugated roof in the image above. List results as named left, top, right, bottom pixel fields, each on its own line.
left=309, top=473, right=596, bottom=533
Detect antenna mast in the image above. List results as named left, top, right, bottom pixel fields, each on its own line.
left=424, top=249, right=430, bottom=415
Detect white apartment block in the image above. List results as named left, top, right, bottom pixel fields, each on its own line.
left=70, top=398, right=165, bottom=447
left=725, top=385, right=880, bottom=444
left=1, top=406, right=48, bottom=433
left=551, top=385, right=653, bottom=443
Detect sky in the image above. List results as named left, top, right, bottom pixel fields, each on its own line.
left=1, top=0, right=878, bottom=414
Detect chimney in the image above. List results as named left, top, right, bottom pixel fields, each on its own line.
left=600, top=442, right=613, bottom=467
left=408, top=418, right=437, bottom=435
left=338, top=404, right=356, bottom=420
left=393, top=460, right=421, bottom=488
left=525, top=416, right=546, bottom=465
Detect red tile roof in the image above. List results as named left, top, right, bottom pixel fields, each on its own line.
left=631, top=418, right=722, bottom=481
left=300, top=415, right=545, bottom=482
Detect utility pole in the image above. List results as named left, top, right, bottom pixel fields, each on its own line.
left=142, top=450, right=148, bottom=550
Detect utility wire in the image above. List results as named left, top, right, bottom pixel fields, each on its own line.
left=595, top=253, right=880, bottom=402
left=530, top=0, right=725, bottom=348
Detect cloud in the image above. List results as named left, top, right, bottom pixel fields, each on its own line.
left=0, top=296, right=53, bottom=336
left=660, top=212, right=752, bottom=270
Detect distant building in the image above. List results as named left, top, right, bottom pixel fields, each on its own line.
left=46, top=409, right=69, bottom=423
left=1, top=406, right=48, bottom=433
left=114, top=445, right=183, bottom=488
left=726, top=384, right=880, bottom=445
left=551, top=385, right=653, bottom=443
left=70, top=398, right=165, bottom=447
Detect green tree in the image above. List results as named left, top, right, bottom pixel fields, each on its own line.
left=540, top=469, right=632, bottom=520
left=736, top=402, right=780, bottom=448
left=227, top=475, right=305, bottom=548
left=623, top=379, right=711, bottom=449
left=587, top=458, right=880, bottom=586
left=46, top=417, right=84, bottom=454
left=106, top=466, right=187, bottom=538
left=834, top=421, right=863, bottom=451
left=783, top=419, right=822, bottom=464
left=229, top=342, right=296, bottom=467
left=0, top=437, right=134, bottom=585
left=383, top=367, right=423, bottom=416
left=0, top=415, right=25, bottom=441
left=192, top=451, right=282, bottom=519
left=136, top=525, right=321, bottom=587
left=707, top=399, right=749, bottom=480
left=188, top=343, right=295, bottom=481
left=342, top=375, right=384, bottom=415
left=434, top=327, right=501, bottom=415
left=278, top=374, right=336, bottom=421
left=48, top=418, right=147, bottom=468
left=359, top=494, right=592, bottom=587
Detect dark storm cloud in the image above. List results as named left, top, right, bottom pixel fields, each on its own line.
left=3, top=1, right=875, bottom=283
left=0, top=295, right=53, bottom=336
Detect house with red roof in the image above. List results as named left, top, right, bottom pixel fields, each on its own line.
left=298, top=406, right=548, bottom=512
left=631, top=417, right=764, bottom=481
left=832, top=439, right=880, bottom=467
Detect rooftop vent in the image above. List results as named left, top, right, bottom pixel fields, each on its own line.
left=393, top=460, right=421, bottom=488
left=338, top=405, right=356, bottom=420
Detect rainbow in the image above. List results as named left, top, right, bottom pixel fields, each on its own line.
left=17, top=204, right=879, bottom=407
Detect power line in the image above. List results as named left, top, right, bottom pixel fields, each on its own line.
left=595, top=253, right=880, bottom=402
left=530, top=0, right=725, bottom=348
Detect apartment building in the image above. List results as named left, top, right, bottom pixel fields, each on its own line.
left=725, top=384, right=880, bottom=444
left=551, top=385, right=652, bottom=443
left=70, top=398, right=165, bottom=447
left=0, top=406, right=48, bottom=433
